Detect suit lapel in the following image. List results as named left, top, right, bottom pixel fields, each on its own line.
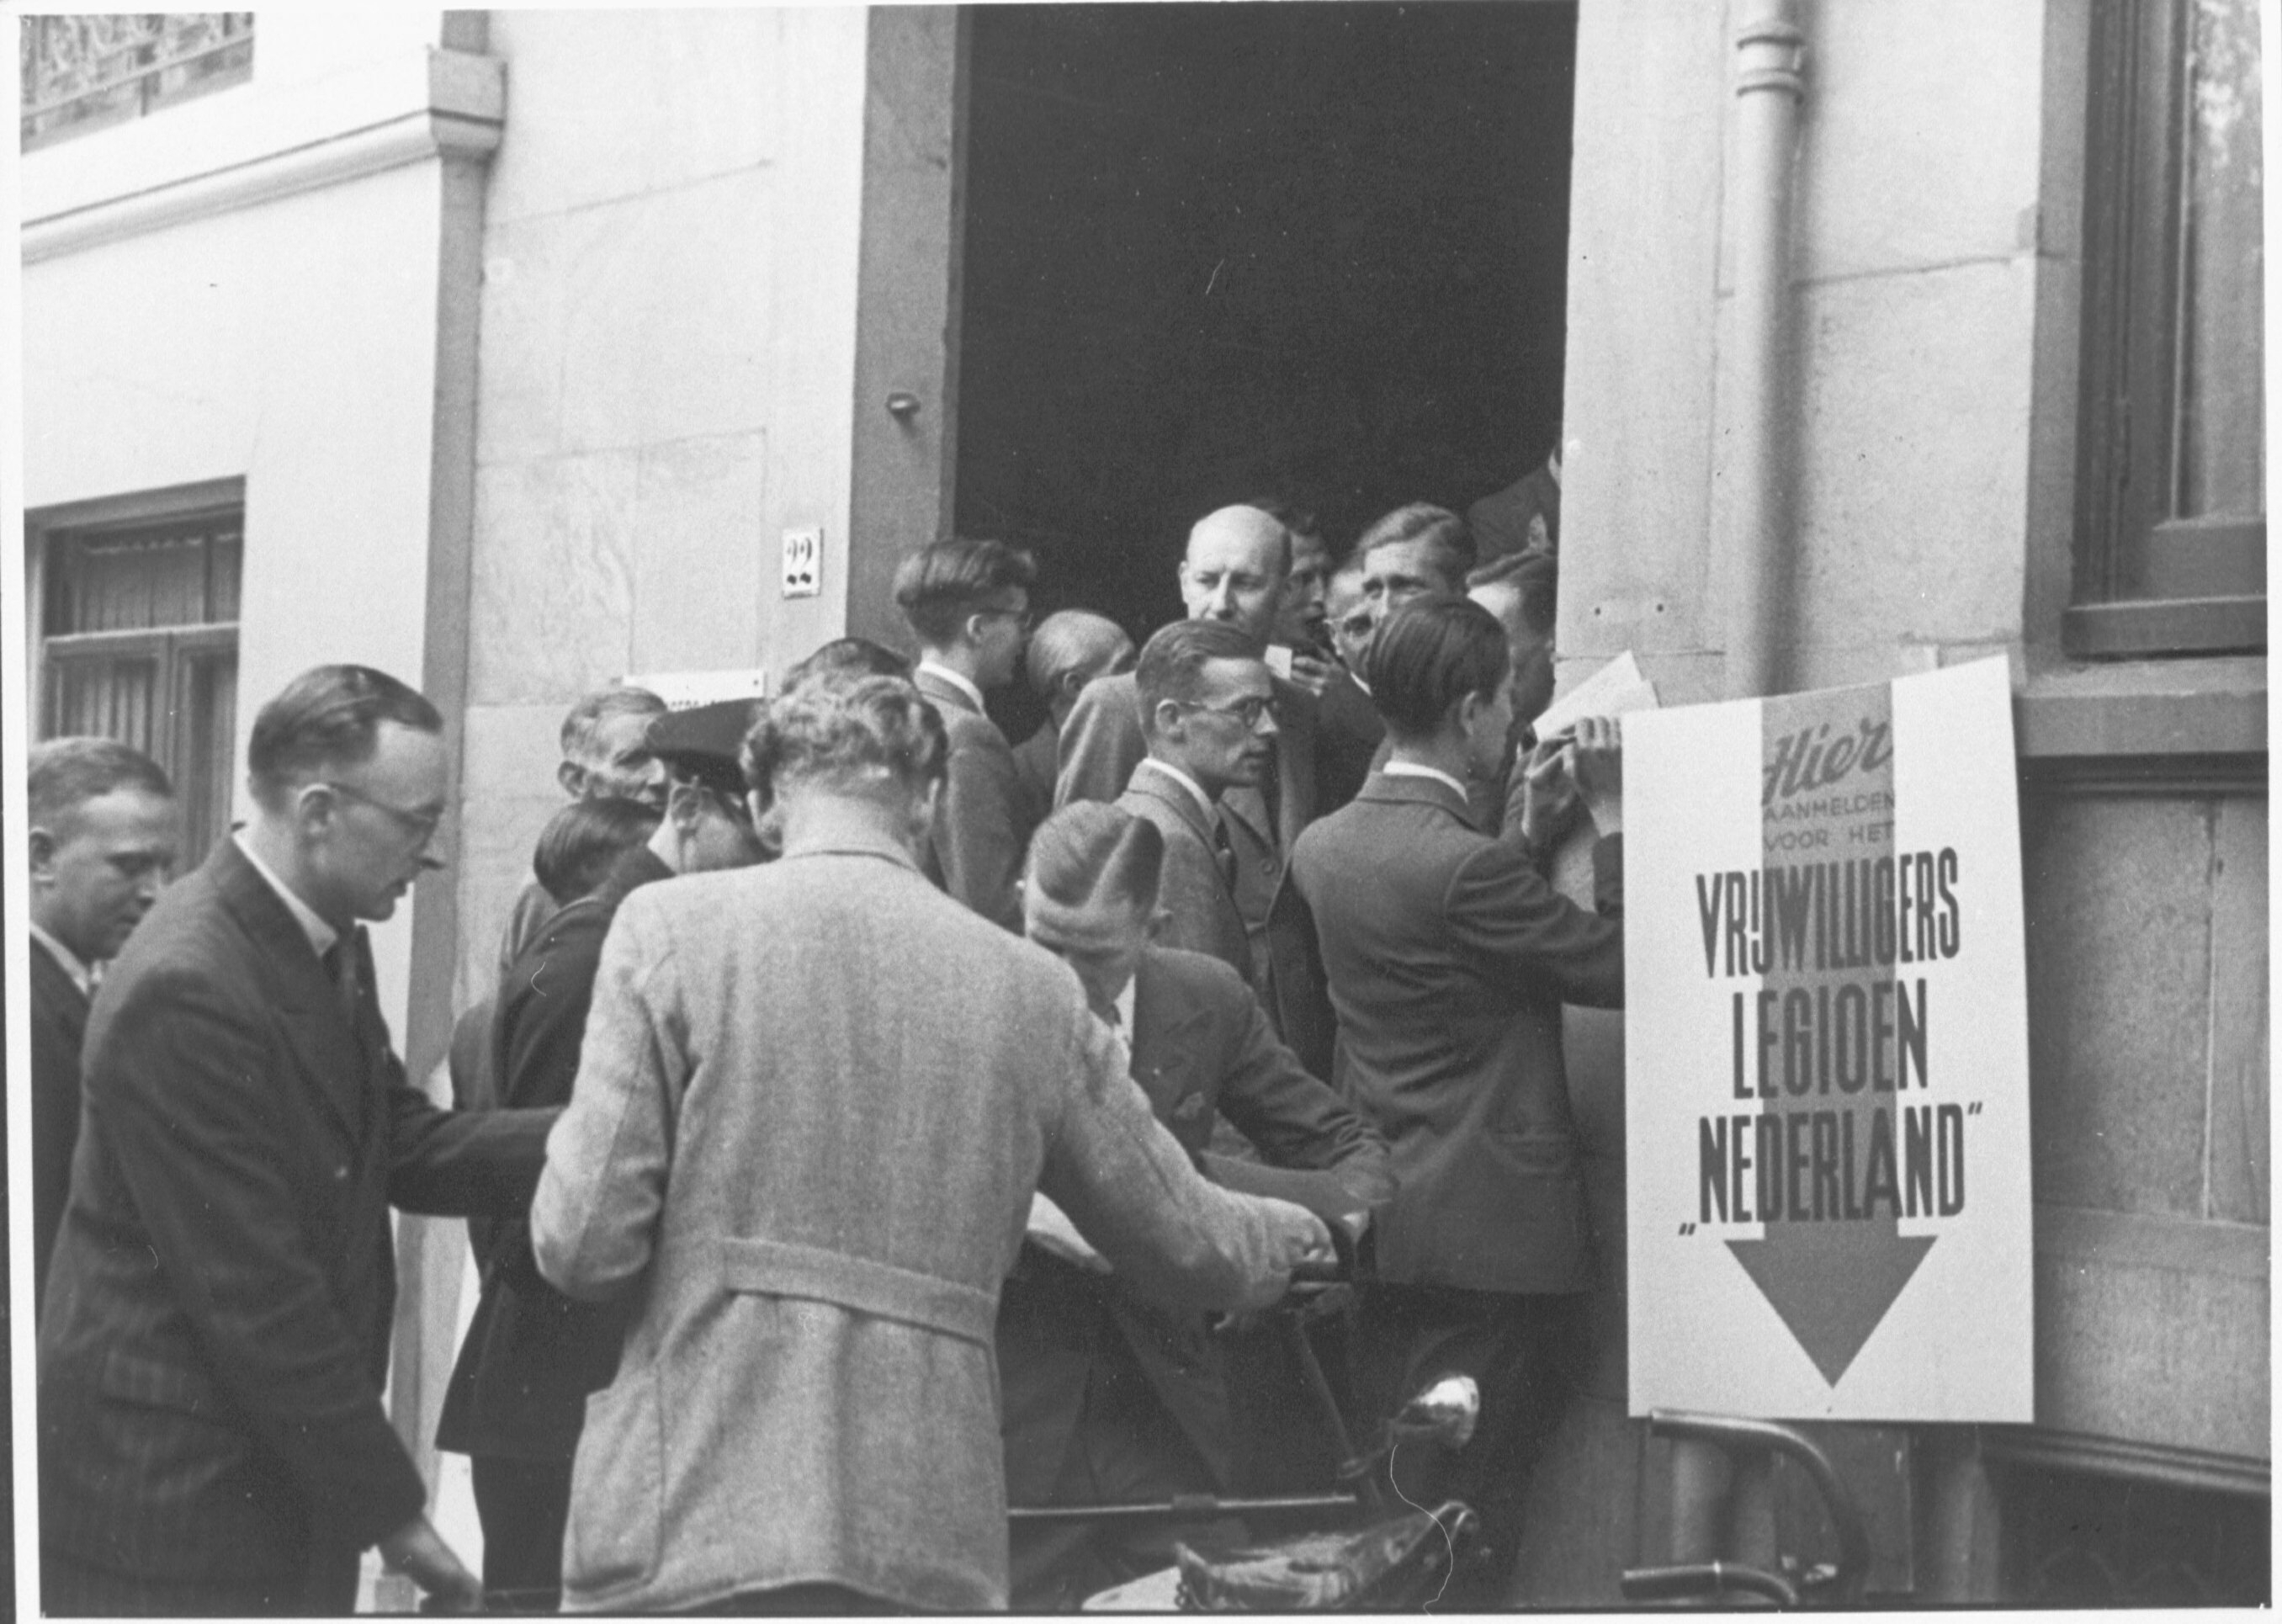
left=208, top=841, right=372, bottom=1143
left=1128, top=766, right=1214, bottom=846
left=29, top=944, right=90, bottom=1039
left=1271, top=672, right=1317, bottom=850
left=1128, top=950, right=1214, bottom=1135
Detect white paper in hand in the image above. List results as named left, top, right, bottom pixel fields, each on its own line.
left=1534, top=650, right=1659, bottom=740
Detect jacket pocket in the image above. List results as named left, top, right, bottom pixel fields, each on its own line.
left=564, top=1367, right=663, bottom=1595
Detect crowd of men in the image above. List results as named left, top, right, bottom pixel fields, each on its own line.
left=25, top=481, right=1628, bottom=1615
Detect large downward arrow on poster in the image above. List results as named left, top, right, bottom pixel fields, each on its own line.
left=1726, top=1167, right=1932, bottom=1386
left=1732, top=680, right=1931, bottom=1388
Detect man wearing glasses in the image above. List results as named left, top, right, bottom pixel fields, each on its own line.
left=894, top=536, right=1039, bottom=930
left=1057, top=504, right=1321, bottom=990
left=1112, top=618, right=1279, bottom=988
left=39, top=664, right=555, bottom=1616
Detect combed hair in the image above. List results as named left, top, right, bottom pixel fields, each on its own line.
left=891, top=538, right=1038, bottom=646
left=1364, top=595, right=1510, bottom=738
left=28, top=736, right=172, bottom=833
left=1133, top=618, right=1264, bottom=735
left=784, top=637, right=913, bottom=692
left=247, top=665, right=443, bottom=808
left=1467, top=549, right=1558, bottom=636
left=560, top=684, right=666, bottom=765
left=1024, top=610, right=1132, bottom=698
left=1356, top=503, right=1476, bottom=590
left=532, top=795, right=661, bottom=906
left=740, top=675, right=948, bottom=801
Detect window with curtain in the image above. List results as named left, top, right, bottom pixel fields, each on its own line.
left=2071, top=0, right=2265, bottom=656
left=40, top=506, right=242, bottom=863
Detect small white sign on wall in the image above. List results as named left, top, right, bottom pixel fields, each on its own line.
left=624, top=668, right=772, bottom=710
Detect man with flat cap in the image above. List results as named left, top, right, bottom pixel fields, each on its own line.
left=438, top=697, right=767, bottom=1608
left=1001, top=803, right=1391, bottom=1608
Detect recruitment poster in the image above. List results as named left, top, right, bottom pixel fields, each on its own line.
left=1624, top=657, right=2033, bottom=1421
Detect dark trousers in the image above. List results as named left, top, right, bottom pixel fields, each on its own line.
left=41, top=1544, right=350, bottom=1616
left=1006, top=1345, right=1240, bottom=1612
left=471, top=1453, right=576, bottom=1608
left=1351, top=1284, right=1584, bottom=1606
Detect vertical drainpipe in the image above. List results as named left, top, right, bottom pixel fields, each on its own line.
left=1671, top=0, right=1807, bottom=1576
left=1721, top=0, right=1807, bottom=699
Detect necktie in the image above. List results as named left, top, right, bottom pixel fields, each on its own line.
left=1211, top=813, right=1239, bottom=894
left=1099, top=1001, right=1133, bottom=1074
left=323, top=931, right=363, bottom=1027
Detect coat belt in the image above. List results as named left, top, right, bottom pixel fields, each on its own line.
left=718, top=1236, right=998, bottom=1347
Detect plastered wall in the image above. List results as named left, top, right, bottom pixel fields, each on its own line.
left=1561, top=0, right=2074, bottom=703
left=457, top=8, right=871, bottom=999
left=21, top=8, right=466, bottom=1038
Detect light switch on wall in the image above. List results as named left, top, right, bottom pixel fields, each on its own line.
left=782, top=527, right=822, bottom=597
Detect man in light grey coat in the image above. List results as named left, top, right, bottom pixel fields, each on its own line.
left=533, top=673, right=1329, bottom=1615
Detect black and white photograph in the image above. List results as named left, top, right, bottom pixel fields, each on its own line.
left=3, top=0, right=2270, bottom=1612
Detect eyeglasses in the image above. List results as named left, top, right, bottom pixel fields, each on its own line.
left=323, top=781, right=446, bottom=844
left=978, top=605, right=1034, bottom=634
left=1181, top=694, right=1280, bottom=729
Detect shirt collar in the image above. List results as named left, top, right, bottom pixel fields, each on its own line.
left=233, top=830, right=339, bottom=959
left=1381, top=761, right=1470, bottom=801
left=1112, top=975, right=1135, bottom=1034
left=1134, top=756, right=1217, bottom=825
left=915, top=660, right=985, bottom=714
left=29, top=922, right=96, bottom=998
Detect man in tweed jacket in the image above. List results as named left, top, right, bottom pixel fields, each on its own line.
left=533, top=673, right=1330, bottom=1614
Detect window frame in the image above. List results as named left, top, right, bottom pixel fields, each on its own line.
left=28, top=479, right=247, bottom=864
left=2068, top=0, right=2266, bottom=659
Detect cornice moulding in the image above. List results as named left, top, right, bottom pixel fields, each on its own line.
left=23, top=48, right=502, bottom=265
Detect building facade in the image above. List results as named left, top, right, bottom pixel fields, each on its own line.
left=18, top=3, right=2266, bottom=1603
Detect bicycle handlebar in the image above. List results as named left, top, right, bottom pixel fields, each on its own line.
left=1638, top=1409, right=1871, bottom=1606
left=1621, top=1561, right=1802, bottom=1608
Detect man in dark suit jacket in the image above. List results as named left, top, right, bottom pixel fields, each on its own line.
left=25, top=738, right=178, bottom=1313
left=896, top=537, right=1039, bottom=929
left=1000, top=804, right=1392, bottom=1609
left=1290, top=597, right=1623, bottom=1605
left=39, top=665, right=557, bottom=1616
left=1059, top=505, right=1319, bottom=975
left=439, top=700, right=769, bottom=1607
left=1112, top=619, right=1276, bottom=988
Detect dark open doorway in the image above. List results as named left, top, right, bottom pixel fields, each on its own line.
left=954, top=1, right=1578, bottom=648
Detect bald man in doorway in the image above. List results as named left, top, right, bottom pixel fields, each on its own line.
left=1055, top=503, right=1320, bottom=997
